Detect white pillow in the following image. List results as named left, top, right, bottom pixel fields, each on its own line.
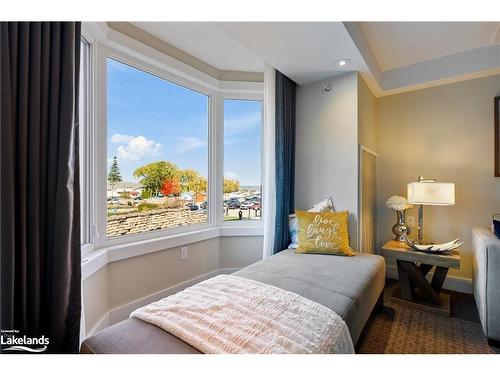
left=308, top=197, right=335, bottom=212
left=288, top=197, right=335, bottom=249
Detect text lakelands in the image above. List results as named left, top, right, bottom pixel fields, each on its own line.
left=1, top=335, right=49, bottom=346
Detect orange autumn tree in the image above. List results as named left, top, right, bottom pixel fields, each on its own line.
left=171, top=177, right=181, bottom=196
left=161, top=177, right=181, bottom=197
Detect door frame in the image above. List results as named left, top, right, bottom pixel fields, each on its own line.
left=358, top=144, right=378, bottom=254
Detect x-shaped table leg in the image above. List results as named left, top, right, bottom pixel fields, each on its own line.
left=396, top=260, right=449, bottom=306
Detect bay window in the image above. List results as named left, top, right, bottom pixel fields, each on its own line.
left=79, top=30, right=264, bottom=253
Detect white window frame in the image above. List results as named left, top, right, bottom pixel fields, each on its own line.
left=80, top=31, right=96, bottom=257
left=78, top=24, right=265, bottom=258
left=217, top=93, right=264, bottom=229
left=93, top=45, right=217, bottom=249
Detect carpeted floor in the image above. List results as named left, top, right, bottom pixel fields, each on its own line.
left=357, top=281, right=500, bottom=354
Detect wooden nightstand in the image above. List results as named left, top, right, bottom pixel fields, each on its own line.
left=381, top=240, right=461, bottom=316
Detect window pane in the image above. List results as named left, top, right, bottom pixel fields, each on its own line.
left=223, top=99, right=262, bottom=221
left=107, top=58, right=209, bottom=237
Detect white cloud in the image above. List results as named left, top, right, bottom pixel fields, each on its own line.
left=111, top=133, right=134, bottom=143
left=116, top=135, right=162, bottom=161
left=172, top=136, right=206, bottom=155
left=224, top=172, right=238, bottom=180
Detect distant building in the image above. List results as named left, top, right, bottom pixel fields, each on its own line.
left=193, top=192, right=207, bottom=203
left=180, top=191, right=207, bottom=203
left=107, top=181, right=143, bottom=198
left=180, top=192, right=193, bottom=201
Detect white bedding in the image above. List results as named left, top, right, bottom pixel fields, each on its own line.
left=130, top=274, right=354, bottom=354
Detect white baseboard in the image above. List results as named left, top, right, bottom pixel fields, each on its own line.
left=218, top=267, right=241, bottom=274
left=386, top=265, right=472, bottom=294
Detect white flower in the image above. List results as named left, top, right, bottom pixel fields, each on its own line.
left=386, top=195, right=413, bottom=211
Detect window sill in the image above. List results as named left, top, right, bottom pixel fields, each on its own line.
left=81, top=225, right=263, bottom=281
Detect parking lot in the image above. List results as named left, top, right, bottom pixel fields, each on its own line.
left=223, top=207, right=261, bottom=221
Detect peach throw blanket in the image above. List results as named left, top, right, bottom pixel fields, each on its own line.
left=130, top=274, right=354, bottom=354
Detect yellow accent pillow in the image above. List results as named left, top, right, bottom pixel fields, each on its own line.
left=295, top=210, right=354, bottom=256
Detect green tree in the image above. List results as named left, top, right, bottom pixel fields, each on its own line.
left=178, top=169, right=207, bottom=193
left=108, top=156, right=122, bottom=197
left=134, top=161, right=178, bottom=197
left=223, top=178, right=240, bottom=194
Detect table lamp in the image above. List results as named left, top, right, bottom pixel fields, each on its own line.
left=407, top=176, right=455, bottom=244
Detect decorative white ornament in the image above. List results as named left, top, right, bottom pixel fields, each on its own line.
left=386, top=195, right=413, bottom=211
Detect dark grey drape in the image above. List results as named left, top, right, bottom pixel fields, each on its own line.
left=273, top=71, right=296, bottom=253
left=1, top=22, right=81, bottom=353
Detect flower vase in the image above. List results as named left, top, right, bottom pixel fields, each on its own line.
left=392, top=210, right=411, bottom=242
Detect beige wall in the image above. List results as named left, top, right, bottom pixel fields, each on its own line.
left=82, top=235, right=263, bottom=335
left=83, top=265, right=108, bottom=334
left=295, top=72, right=360, bottom=249
left=377, top=74, right=500, bottom=280
left=358, top=75, right=378, bottom=152
left=107, top=238, right=220, bottom=309
left=219, top=236, right=264, bottom=269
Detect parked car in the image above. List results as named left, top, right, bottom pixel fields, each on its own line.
left=240, top=202, right=254, bottom=210
left=251, top=202, right=261, bottom=210
left=109, top=197, right=121, bottom=205
left=187, top=202, right=199, bottom=211
left=200, top=201, right=207, bottom=210
left=228, top=201, right=240, bottom=209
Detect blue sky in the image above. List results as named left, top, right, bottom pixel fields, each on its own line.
left=107, top=58, right=262, bottom=186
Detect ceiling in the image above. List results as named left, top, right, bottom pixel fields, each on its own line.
left=132, top=22, right=265, bottom=72
left=360, top=22, right=500, bottom=71
left=213, top=22, right=367, bottom=85
left=128, top=21, right=500, bottom=96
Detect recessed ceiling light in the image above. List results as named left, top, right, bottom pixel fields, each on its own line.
left=336, top=59, right=351, bottom=67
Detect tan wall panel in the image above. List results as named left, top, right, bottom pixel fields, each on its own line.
left=358, top=75, right=378, bottom=152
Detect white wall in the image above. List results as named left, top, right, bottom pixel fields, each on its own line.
left=295, top=72, right=360, bottom=249
left=82, top=235, right=263, bottom=336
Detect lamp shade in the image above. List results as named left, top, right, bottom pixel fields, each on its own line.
left=407, top=181, right=455, bottom=206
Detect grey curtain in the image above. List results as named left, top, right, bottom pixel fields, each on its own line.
left=1, top=22, right=81, bottom=353
left=273, top=71, right=296, bottom=253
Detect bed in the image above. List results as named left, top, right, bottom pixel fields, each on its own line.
left=80, top=249, right=385, bottom=354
